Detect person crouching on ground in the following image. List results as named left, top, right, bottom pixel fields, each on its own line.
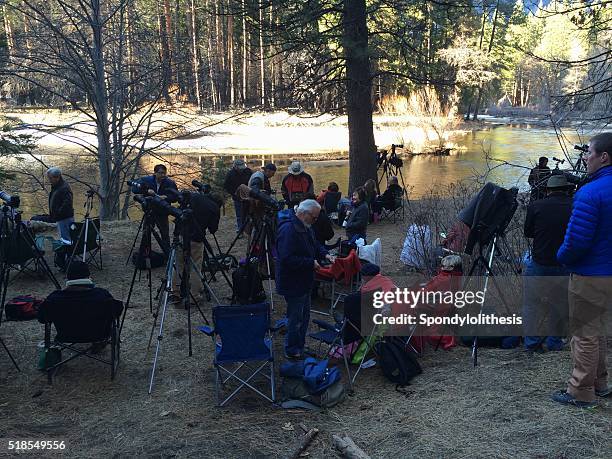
left=552, top=132, right=612, bottom=409
left=276, top=199, right=335, bottom=359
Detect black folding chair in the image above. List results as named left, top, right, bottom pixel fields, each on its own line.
left=38, top=291, right=123, bottom=384
left=379, top=189, right=405, bottom=223
left=308, top=292, right=371, bottom=393
left=69, top=218, right=103, bottom=269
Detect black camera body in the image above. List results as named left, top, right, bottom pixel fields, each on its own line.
left=0, top=191, right=20, bottom=208
left=574, top=144, right=589, bottom=153
left=134, top=194, right=183, bottom=219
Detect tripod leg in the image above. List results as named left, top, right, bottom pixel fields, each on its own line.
left=148, top=248, right=176, bottom=394
left=119, top=264, right=140, bottom=336
left=0, top=336, right=20, bottom=371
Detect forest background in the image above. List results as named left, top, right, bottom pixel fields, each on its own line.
left=0, top=0, right=609, bottom=218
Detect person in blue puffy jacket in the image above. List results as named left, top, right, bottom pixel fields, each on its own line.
left=553, top=132, right=612, bottom=408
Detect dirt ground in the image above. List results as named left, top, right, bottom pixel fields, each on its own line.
left=0, top=213, right=610, bottom=459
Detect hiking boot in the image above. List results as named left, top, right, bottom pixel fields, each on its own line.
left=595, top=386, right=612, bottom=398
left=551, top=390, right=598, bottom=409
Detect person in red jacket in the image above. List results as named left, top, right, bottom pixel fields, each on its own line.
left=281, top=161, right=314, bottom=207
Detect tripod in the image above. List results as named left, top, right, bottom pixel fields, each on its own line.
left=147, top=215, right=217, bottom=394
left=462, top=232, right=521, bottom=367
left=120, top=209, right=168, bottom=335
left=0, top=206, right=61, bottom=371
left=67, top=190, right=102, bottom=271
left=218, top=203, right=276, bottom=309
left=377, top=144, right=409, bottom=201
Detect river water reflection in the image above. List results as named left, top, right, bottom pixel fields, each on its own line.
left=7, top=123, right=584, bottom=219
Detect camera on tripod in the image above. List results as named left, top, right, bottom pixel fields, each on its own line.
left=574, top=144, right=589, bottom=153
left=0, top=191, right=20, bottom=208
left=134, top=194, right=183, bottom=219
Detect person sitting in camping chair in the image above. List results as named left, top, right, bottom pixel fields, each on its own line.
left=38, top=261, right=123, bottom=356
left=372, top=176, right=403, bottom=216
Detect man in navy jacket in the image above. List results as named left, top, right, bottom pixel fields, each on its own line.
left=276, top=199, right=334, bottom=358
left=132, top=164, right=178, bottom=253
left=553, top=132, right=612, bottom=408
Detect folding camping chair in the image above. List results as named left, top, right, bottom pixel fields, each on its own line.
left=69, top=218, right=103, bottom=269
left=379, top=189, right=405, bottom=223
left=308, top=292, right=376, bottom=393
left=38, top=294, right=123, bottom=384
left=313, top=249, right=362, bottom=316
left=199, top=302, right=284, bottom=407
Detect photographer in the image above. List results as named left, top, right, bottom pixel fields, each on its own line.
left=47, top=167, right=74, bottom=242
left=172, top=191, right=222, bottom=306
left=223, top=159, right=252, bottom=233
left=528, top=157, right=551, bottom=202
left=132, top=164, right=178, bottom=253
left=248, top=163, right=277, bottom=194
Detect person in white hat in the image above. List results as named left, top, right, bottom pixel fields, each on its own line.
left=281, top=161, right=314, bottom=207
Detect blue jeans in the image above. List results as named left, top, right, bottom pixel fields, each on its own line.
left=233, top=198, right=243, bottom=232
left=522, top=258, right=569, bottom=351
left=284, top=293, right=311, bottom=356
left=57, top=217, right=74, bottom=242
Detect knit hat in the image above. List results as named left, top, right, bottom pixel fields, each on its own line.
left=360, top=263, right=380, bottom=276
left=66, top=261, right=91, bottom=280
left=264, top=163, right=277, bottom=172
left=233, top=159, right=247, bottom=170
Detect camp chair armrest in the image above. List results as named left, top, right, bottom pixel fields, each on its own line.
left=312, top=319, right=340, bottom=332
left=198, top=325, right=215, bottom=336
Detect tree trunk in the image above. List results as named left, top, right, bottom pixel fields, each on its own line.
left=189, top=0, right=202, bottom=108
left=91, top=0, right=113, bottom=219
left=163, top=0, right=174, bottom=87
left=343, top=0, right=377, bottom=193
left=258, top=0, right=266, bottom=107
left=269, top=0, right=275, bottom=108
left=158, top=1, right=171, bottom=103
left=242, top=0, right=248, bottom=105
left=3, top=6, right=14, bottom=60
left=228, top=1, right=235, bottom=106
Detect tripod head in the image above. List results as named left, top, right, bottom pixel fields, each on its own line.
left=0, top=191, right=20, bottom=209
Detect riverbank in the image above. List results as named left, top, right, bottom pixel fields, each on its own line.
left=0, top=214, right=610, bottom=458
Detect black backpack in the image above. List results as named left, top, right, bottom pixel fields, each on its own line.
left=376, top=337, right=422, bottom=386
left=231, top=261, right=267, bottom=304
left=131, top=249, right=166, bottom=270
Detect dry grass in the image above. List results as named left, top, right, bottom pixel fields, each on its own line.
left=0, top=213, right=610, bottom=458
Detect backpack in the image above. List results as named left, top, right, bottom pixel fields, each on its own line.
left=280, top=358, right=346, bottom=409
left=280, top=378, right=346, bottom=409
left=5, top=295, right=43, bottom=321
left=131, top=249, right=166, bottom=270
left=375, top=337, right=422, bottom=386
left=231, top=260, right=266, bottom=304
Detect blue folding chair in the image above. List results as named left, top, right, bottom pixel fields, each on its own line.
left=199, top=302, right=283, bottom=407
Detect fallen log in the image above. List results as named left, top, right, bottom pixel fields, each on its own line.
left=332, top=435, right=371, bottom=459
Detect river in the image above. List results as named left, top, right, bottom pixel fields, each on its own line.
left=3, top=120, right=588, bottom=219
